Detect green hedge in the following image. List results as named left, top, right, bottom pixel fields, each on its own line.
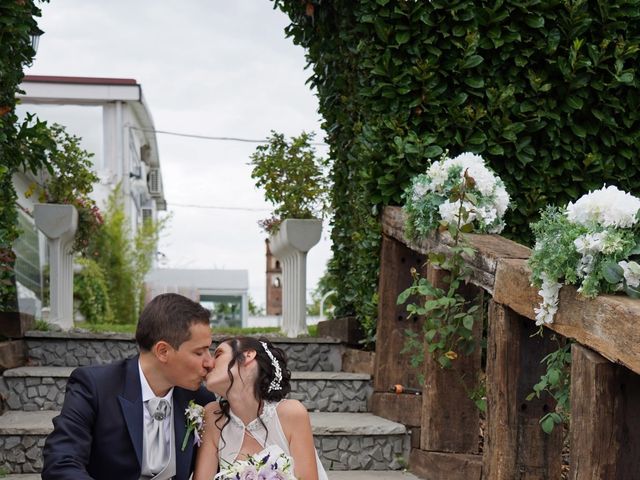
left=274, top=0, right=640, bottom=328
left=0, top=1, right=47, bottom=311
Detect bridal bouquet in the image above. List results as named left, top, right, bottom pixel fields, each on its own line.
left=215, top=450, right=296, bottom=480
left=529, top=185, right=640, bottom=325
left=403, top=152, right=510, bottom=239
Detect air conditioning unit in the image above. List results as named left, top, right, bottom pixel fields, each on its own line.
left=148, top=168, right=161, bottom=196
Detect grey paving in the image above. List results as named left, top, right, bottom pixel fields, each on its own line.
left=309, top=412, right=407, bottom=435
left=1, top=411, right=405, bottom=437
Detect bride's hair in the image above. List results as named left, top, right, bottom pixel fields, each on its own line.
left=215, top=336, right=292, bottom=448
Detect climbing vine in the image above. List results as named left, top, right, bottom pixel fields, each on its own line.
left=272, top=0, right=640, bottom=336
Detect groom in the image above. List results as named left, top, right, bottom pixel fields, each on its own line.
left=42, top=293, right=216, bottom=480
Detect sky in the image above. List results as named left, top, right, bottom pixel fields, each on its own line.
left=24, top=1, right=332, bottom=309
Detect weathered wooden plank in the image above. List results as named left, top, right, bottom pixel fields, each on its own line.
left=420, top=266, right=483, bottom=454
left=569, top=344, right=640, bottom=479
left=381, top=206, right=531, bottom=294
left=494, top=258, right=640, bottom=375
left=410, top=449, right=482, bottom=480
left=373, top=235, right=426, bottom=394
left=483, top=301, right=562, bottom=480
left=370, top=392, right=422, bottom=427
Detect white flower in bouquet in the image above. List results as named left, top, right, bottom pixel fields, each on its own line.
left=404, top=151, right=510, bottom=239
left=566, top=185, right=640, bottom=228
left=215, top=449, right=296, bottom=480
left=529, top=185, right=640, bottom=325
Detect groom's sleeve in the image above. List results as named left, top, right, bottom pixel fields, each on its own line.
left=42, top=367, right=97, bottom=480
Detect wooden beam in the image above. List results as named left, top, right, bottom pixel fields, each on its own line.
left=381, top=206, right=531, bottom=294
left=410, top=449, right=482, bottom=480
left=569, top=344, right=640, bottom=479
left=370, top=392, right=422, bottom=427
left=494, top=258, right=640, bottom=376
left=483, top=301, right=562, bottom=479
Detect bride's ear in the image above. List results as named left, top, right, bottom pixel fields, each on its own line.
left=243, top=349, right=257, bottom=364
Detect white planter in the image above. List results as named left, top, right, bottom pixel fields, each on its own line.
left=269, top=219, right=322, bottom=337
left=34, top=203, right=78, bottom=330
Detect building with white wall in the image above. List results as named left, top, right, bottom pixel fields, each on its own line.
left=145, top=268, right=249, bottom=328
left=13, top=75, right=166, bottom=316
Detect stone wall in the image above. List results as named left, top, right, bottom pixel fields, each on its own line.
left=0, top=435, right=44, bottom=474
left=24, top=332, right=343, bottom=372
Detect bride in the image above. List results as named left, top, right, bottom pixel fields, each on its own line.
left=193, top=336, right=328, bottom=480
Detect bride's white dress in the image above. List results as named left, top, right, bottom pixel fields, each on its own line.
left=218, top=401, right=328, bottom=480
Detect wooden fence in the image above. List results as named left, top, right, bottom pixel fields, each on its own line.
left=372, top=206, right=640, bottom=479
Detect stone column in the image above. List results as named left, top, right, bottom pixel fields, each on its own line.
left=269, top=219, right=322, bottom=337
left=34, top=204, right=78, bottom=330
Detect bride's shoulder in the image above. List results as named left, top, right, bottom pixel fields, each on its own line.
left=275, top=399, right=309, bottom=421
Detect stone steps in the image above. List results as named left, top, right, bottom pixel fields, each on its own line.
left=0, top=411, right=410, bottom=473
left=24, top=332, right=344, bottom=372
left=3, top=367, right=372, bottom=413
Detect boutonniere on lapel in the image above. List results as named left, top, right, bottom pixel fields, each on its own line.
left=181, top=400, right=205, bottom=451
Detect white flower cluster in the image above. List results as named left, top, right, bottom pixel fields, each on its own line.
left=406, top=152, right=510, bottom=236
left=566, top=185, right=640, bottom=228
left=534, top=273, right=562, bottom=326
left=531, top=185, right=640, bottom=325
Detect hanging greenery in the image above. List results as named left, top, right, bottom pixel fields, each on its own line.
left=0, top=0, right=49, bottom=311
left=272, top=0, right=640, bottom=334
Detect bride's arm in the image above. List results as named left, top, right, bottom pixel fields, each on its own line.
left=279, top=400, right=319, bottom=480
left=193, top=402, right=220, bottom=480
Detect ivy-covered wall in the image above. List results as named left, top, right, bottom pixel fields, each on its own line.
left=274, top=0, right=639, bottom=329
left=0, top=0, right=47, bottom=311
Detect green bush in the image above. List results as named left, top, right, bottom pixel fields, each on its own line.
left=86, top=185, right=164, bottom=324
left=74, top=257, right=113, bottom=324
left=273, top=0, right=640, bottom=333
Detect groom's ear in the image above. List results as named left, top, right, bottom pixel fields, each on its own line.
left=152, top=340, right=172, bottom=363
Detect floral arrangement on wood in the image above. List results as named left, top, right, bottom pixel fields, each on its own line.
left=403, top=151, right=510, bottom=240
left=529, top=185, right=640, bottom=326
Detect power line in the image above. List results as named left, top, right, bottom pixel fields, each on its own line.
left=169, top=202, right=270, bottom=212
left=131, top=126, right=327, bottom=146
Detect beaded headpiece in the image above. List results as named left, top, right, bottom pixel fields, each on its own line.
left=260, top=341, right=282, bottom=393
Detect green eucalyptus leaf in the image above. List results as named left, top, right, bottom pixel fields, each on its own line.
left=602, top=261, right=624, bottom=284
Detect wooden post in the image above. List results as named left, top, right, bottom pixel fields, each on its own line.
left=420, top=264, right=484, bottom=454
left=372, top=234, right=425, bottom=425
left=483, top=301, right=562, bottom=479
left=569, top=344, right=640, bottom=479
left=410, top=266, right=484, bottom=479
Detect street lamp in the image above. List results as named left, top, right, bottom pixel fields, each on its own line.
left=30, top=27, right=43, bottom=54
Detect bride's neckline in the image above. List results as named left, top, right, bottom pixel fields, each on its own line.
left=228, top=400, right=280, bottom=432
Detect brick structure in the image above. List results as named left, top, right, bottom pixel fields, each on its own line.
left=265, top=239, right=282, bottom=315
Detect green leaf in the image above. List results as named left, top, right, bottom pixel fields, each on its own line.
left=626, top=284, right=640, bottom=299
left=540, top=414, right=555, bottom=434
left=424, top=145, right=443, bottom=158
left=602, top=261, right=623, bottom=284
left=464, top=77, right=484, bottom=89
left=397, top=288, right=413, bottom=305
left=462, top=315, right=474, bottom=330
left=462, top=55, right=484, bottom=69
left=525, top=16, right=545, bottom=28
left=395, top=31, right=411, bottom=45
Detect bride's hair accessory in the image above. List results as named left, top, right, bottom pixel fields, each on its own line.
left=260, top=341, right=282, bottom=392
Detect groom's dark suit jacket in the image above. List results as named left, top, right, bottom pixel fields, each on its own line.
left=42, top=356, right=215, bottom=480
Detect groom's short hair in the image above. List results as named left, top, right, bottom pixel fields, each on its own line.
left=135, top=293, right=211, bottom=351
